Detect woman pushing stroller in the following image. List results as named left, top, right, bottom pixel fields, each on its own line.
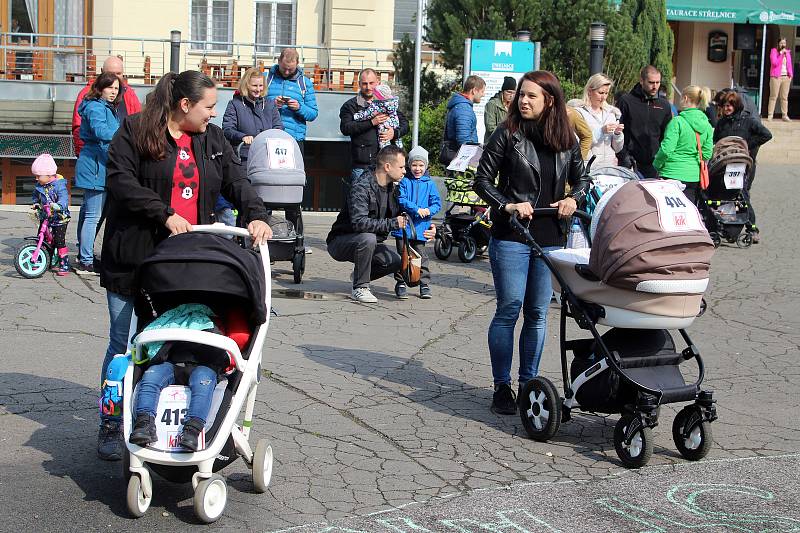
left=95, top=70, right=272, bottom=461
left=473, top=70, right=590, bottom=415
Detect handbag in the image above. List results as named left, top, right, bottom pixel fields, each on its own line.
left=695, top=132, right=710, bottom=190
left=400, top=214, right=422, bottom=287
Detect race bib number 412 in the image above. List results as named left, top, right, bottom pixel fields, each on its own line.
left=640, top=181, right=705, bottom=233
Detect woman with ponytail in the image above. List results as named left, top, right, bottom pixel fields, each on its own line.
left=654, top=85, right=714, bottom=205
left=94, top=70, right=272, bottom=461
left=473, top=70, right=589, bottom=415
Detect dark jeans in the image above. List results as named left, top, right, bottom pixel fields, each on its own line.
left=134, top=362, right=217, bottom=425
left=394, top=238, right=431, bottom=284
left=681, top=181, right=700, bottom=206
left=327, top=233, right=401, bottom=289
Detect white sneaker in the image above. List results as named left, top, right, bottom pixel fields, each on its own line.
left=304, top=246, right=313, bottom=255
left=351, top=287, right=378, bottom=303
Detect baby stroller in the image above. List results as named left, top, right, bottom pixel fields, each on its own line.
left=700, top=136, right=755, bottom=248
left=121, top=225, right=273, bottom=522
left=248, top=129, right=307, bottom=282
left=514, top=180, right=718, bottom=468
left=434, top=144, right=491, bottom=263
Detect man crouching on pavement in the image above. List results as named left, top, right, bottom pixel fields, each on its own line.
left=327, top=145, right=436, bottom=303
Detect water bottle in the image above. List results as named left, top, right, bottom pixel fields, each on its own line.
left=567, top=217, right=588, bottom=249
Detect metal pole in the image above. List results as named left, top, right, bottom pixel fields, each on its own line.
left=534, top=41, right=541, bottom=70
left=463, top=38, right=472, bottom=84
left=589, top=22, right=606, bottom=76
left=757, top=24, right=767, bottom=111
left=411, top=0, right=423, bottom=147
left=170, top=30, right=181, bottom=73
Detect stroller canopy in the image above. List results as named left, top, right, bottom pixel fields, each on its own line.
left=136, top=233, right=267, bottom=324
left=247, top=129, right=306, bottom=204
left=588, top=180, right=714, bottom=293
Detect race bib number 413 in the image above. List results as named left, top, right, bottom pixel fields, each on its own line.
left=153, top=385, right=205, bottom=451
left=641, top=181, right=705, bottom=233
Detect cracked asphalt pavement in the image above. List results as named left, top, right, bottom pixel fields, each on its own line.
left=0, top=164, right=798, bottom=532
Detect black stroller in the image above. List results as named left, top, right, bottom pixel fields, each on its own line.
left=700, top=136, right=755, bottom=248
left=513, top=179, right=718, bottom=468
left=434, top=144, right=491, bottom=263
left=247, top=129, right=307, bottom=282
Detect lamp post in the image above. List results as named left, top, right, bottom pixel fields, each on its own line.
left=170, top=30, right=181, bottom=73
left=589, top=22, right=606, bottom=75
left=411, top=0, right=424, bottom=147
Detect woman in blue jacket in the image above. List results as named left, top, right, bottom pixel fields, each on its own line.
left=75, top=71, right=121, bottom=274
left=391, top=146, right=441, bottom=299
left=221, top=68, right=283, bottom=226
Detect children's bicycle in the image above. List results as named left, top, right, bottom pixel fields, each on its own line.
left=15, top=204, right=59, bottom=278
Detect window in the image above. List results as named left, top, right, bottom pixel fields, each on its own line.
left=191, top=0, right=232, bottom=52
left=393, top=0, right=428, bottom=42
left=255, top=0, right=296, bottom=55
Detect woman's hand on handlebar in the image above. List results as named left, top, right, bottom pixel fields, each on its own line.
left=165, top=213, right=193, bottom=235
left=506, top=202, right=534, bottom=219
left=550, top=197, right=578, bottom=218
left=242, top=136, right=254, bottom=145
left=248, top=219, right=273, bottom=246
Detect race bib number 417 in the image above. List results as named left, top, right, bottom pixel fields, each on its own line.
left=640, top=181, right=705, bottom=233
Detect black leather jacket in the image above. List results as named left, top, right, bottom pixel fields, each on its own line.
left=473, top=124, right=590, bottom=243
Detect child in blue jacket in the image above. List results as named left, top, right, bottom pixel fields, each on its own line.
left=30, top=154, right=71, bottom=275
left=392, top=146, right=441, bottom=299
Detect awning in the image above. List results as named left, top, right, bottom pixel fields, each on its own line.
left=666, top=0, right=799, bottom=24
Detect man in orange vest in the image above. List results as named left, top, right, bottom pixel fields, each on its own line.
left=71, top=56, right=141, bottom=156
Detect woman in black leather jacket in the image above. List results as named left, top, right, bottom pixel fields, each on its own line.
left=473, top=70, right=590, bottom=415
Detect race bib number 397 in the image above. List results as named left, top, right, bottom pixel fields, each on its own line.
left=640, top=181, right=705, bottom=233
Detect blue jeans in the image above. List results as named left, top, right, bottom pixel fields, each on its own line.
left=77, top=189, right=105, bottom=266
left=100, top=290, right=134, bottom=423
left=488, top=238, right=559, bottom=386
left=135, top=362, right=217, bottom=424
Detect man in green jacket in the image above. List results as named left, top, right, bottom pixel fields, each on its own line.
left=483, top=76, right=517, bottom=143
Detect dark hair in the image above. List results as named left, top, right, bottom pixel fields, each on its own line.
left=376, top=145, right=405, bottom=167
left=86, top=72, right=121, bottom=104
left=504, top=70, right=574, bottom=152
left=640, top=65, right=661, bottom=81
left=721, top=90, right=743, bottom=113
left=135, top=70, right=216, bottom=160
left=463, top=75, right=486, bottom=93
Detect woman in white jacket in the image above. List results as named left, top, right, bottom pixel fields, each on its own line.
left=573, top=73, right=624, bottom=167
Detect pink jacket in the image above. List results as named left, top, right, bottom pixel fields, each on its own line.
left=770, top=48, right=794, bottom=79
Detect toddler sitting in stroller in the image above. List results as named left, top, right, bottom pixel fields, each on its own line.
left=353, top=84, right=402, bottom=148
left=129, top=303, right=235, bottom=451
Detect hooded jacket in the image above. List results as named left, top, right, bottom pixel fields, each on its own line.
left=75, top=98, right=120, bottom=190
left=444, top=93, right=478, bottom=145
left=31, top=175, right=71, bottom=225
left=653, top=107, right=714, bottom=183
left=391, top=170, right=442, bottom=241
left=483, top=92, right=508, bottom=143
left=713, top=110, right=772, bottom=160
left=617, top=83, right=673, bottom=178
left=72, top=81, right=140, bottom=157
left=222, top=92, right=283, bottom=161
left=573, top=103, right=624, bottom=167
left=265, top=65, right=319, bottom=141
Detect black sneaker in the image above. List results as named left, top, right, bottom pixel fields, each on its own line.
left=179, top=418, right=205, bottom=451
left=394, top=282, right=409, bottom=300
left=129, top=414, right=158, bottom=446
left=97, top=420, right=123, bottom=461
left=419, top=284, right=432, bottom=299
left=491, top=383, right=517, bottom=415
left=75, top=262, right=99, bottom=276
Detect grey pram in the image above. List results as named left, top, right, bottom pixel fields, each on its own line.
left=247, top=129, right=307, bottom=283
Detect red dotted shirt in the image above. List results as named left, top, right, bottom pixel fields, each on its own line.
left=170, top=134, right=200, bottom=225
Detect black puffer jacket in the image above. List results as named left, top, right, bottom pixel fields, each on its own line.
left=713, top=110, right=772, bottom=160
left=339, top=96, right=409, bottom=168
left=617, top=83, right=672, bottom=178
left=100, top=115, right=269, bottom=296
left=473, top=124, right=589, bottom=245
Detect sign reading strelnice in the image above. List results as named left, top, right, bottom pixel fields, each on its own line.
left=465, top=39, right=538, bottom=143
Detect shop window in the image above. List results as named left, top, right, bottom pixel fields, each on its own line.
left=191, top=0, right=233, bottom=53
left=255, top=0, right=295, bottom=55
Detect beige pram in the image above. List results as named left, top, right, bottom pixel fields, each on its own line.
left=515, top=180, right=718, bottom=469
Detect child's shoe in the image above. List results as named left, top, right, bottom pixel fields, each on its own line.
left=179, top=418, right=205, bottom=451
left=419, top=284, right=432, bottom=299
left=394, top=281, right=409, bottom=299
left=56, top=255, right=70, bottom=276
left=129, top=414, right=157, bottom=446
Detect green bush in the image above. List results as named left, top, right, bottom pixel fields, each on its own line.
left=402, top=99, right=449, bottom=176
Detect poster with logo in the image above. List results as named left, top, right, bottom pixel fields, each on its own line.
left=465, top=39, right=538, bottom=142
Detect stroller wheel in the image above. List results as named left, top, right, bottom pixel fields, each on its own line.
left=434, top=235, right=453, bottom=260
left=736, top=232, right=753, bottom=249
left=252, top=439, right=274, bottom=493
left=519, top=377, right=562, bottom=441
left=292, top=252, right=305, bottom=284
left=613, top=414, right=653, bottom=469
left=194, top=474, right=228, bottom=523
left=126, top=473, right=152, bottom=518
left=458, top=236, right=477, bottom=263
left=709, top=232, right=721, bottom=248
left=672, top=406, right=713, bottom=461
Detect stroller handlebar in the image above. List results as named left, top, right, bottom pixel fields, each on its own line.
left=191, top=223, right=252, bottom=239
left=133, top=328, right=247, bottom=372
